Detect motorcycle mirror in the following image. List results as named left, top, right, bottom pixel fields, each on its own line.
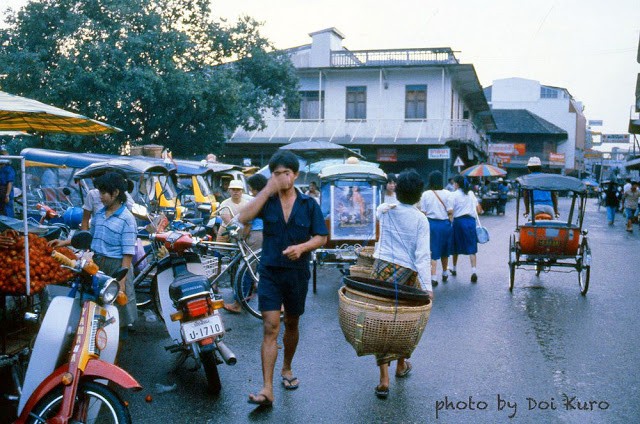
left=62, top=187, right=72, bottom=196
left=112, top=267, right=129, bottom=281
left=71, top=231, right=93, bottom=250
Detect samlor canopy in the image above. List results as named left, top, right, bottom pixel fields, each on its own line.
left=279, top=140, right=364, bottom=159
left=517, top=173, right=586, bottom=193
left=0, top=91, right=121, bottom=135
left=74, top=158, right=172, bottom=180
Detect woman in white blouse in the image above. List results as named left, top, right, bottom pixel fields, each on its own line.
left=451, top=175, right=483, bottom=282
left=420, top=171, right=453, bottom=287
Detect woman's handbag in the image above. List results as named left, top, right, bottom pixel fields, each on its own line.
left=475, top=209, right=490, bottom=244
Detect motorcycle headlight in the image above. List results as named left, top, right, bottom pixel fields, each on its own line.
left=99, top=278, right=120, bottom=304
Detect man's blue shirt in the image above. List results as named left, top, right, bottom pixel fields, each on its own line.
left=259, top=191, right=328, bottom=269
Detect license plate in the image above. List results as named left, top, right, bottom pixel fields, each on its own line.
left=181, top=315, right=224, bottom=343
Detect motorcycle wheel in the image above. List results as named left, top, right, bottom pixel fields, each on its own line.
left=27, top=381, right=131, bottom=424
left=201, top=350, right=222, bottom=395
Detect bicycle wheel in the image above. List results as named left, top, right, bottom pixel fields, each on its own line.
left=27, top=381, right=131, bottom=424
left=233, top=250, right=263, bottom=319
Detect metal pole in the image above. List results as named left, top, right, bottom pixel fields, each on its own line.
left=5, top=156, right=30, bottom=295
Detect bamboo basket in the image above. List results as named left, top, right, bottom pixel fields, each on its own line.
left=338, top=286, right=432, bottom=357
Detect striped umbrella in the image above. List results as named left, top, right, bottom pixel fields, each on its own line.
left=460, top=163, right=507, bottom=177
left=0, top=91, right=121, bottom=135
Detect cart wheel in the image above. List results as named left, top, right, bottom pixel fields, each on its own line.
left=578, top=265, right=590, bottom=295
left=508, top=234, right=516, bottom=291
left=578, top=239, right=591, bottom=295
left=509, top=262, right=516, bottom=291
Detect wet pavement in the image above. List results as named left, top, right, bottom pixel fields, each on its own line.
left=4, top=196, right=639, bottom=423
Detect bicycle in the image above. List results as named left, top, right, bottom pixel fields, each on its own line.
left=133, top=221, right=265, bottom=319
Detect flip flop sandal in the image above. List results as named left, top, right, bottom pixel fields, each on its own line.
left=395, top=361, right=412, bottom=378
left=375, top=385, right=389, bottom=399
left=281, top=376, right=299, bottom=390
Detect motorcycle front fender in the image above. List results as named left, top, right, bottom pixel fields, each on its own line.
left=15, top=360, right=141, bottom=424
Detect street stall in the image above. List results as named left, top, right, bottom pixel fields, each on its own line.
left=0, top=91, right=121, bottom=414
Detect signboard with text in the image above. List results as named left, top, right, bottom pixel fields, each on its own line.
left=488, top=143, right=516, bottom=154
left=601, top=134, right=629, bottom=143
left=428, top=148, right=450, bottom=160
left=549, top=152, right=565, bottom=164
left=376, top=148, right=397, bottom=162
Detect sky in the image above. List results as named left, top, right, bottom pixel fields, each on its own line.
left=2, top=0, right=639, bottom=148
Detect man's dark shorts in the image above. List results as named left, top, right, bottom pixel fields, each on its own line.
left=258, top=265, right=311, bottom=316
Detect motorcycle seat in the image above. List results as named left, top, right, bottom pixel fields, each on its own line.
left=169, top=272, right=211, bottom=303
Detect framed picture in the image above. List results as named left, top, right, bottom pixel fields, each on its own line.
left=330, top=181, right=377, bottom=240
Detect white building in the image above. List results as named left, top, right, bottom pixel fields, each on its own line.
left=227, top=28, right=495, bottom=178
left=484, top=77, right=587, bottom=173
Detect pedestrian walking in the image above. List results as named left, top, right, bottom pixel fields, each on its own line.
left=450, top=175, right=482, bottom=283
left=622, top=181, right=640, bottom=232
left=603, top=182, right=620, bottom=226
left=419, top=170, right=453, bottom=287
left=370, top=169, right=433, bottom=399
left=496, top=178, right=509, bottom=215
left=239, top=150, right=328, bottom=407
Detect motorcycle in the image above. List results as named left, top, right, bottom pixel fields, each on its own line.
left=149, top=230, right=236, bottom=395
left=15, top=231, right=141, bottom=424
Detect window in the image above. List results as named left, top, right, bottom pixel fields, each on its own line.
left=286, top=91, right=324, bottom=120
left=540, top=86, right=558, bottom=99
left=346, top=86, right=366, bottom=120
left=405, top=85, right=427, bottom=119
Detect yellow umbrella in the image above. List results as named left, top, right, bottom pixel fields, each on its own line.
left=0, top=91, right=121, bottom=135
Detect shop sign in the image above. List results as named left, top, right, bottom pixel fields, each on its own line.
left=601, top=134, right=629, bottom=143
left=376, top=148, right=397, bottom=162
left=488, top=143, right=516, bottom=154
left=428, top=148, right=451, bottom=160
left=549, top=152, right=565, bottom=164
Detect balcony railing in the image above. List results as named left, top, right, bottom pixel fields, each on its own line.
left=331, top=48, right=459, bottom=68
left=229, top=118, right=482, bottom=147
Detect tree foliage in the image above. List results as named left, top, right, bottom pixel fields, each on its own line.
left=0, top=0, right=299, bottom=156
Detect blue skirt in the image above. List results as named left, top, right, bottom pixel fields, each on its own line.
left=428, top=218, right=452, bottom=260
left=452, top=215, right=478, bottom=255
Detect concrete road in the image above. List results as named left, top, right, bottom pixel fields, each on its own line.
left=118, top=197, right=640, bottom=423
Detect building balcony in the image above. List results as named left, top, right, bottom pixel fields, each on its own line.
left=229, top=118, right=483, bottom=148
left=330, top=48, right=459, bottom=68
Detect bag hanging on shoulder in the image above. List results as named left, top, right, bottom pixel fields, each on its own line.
left=475, top=207, right=490, bottom=244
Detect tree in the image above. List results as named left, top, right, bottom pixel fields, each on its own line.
left=0, top=0, right=299, bottom=157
